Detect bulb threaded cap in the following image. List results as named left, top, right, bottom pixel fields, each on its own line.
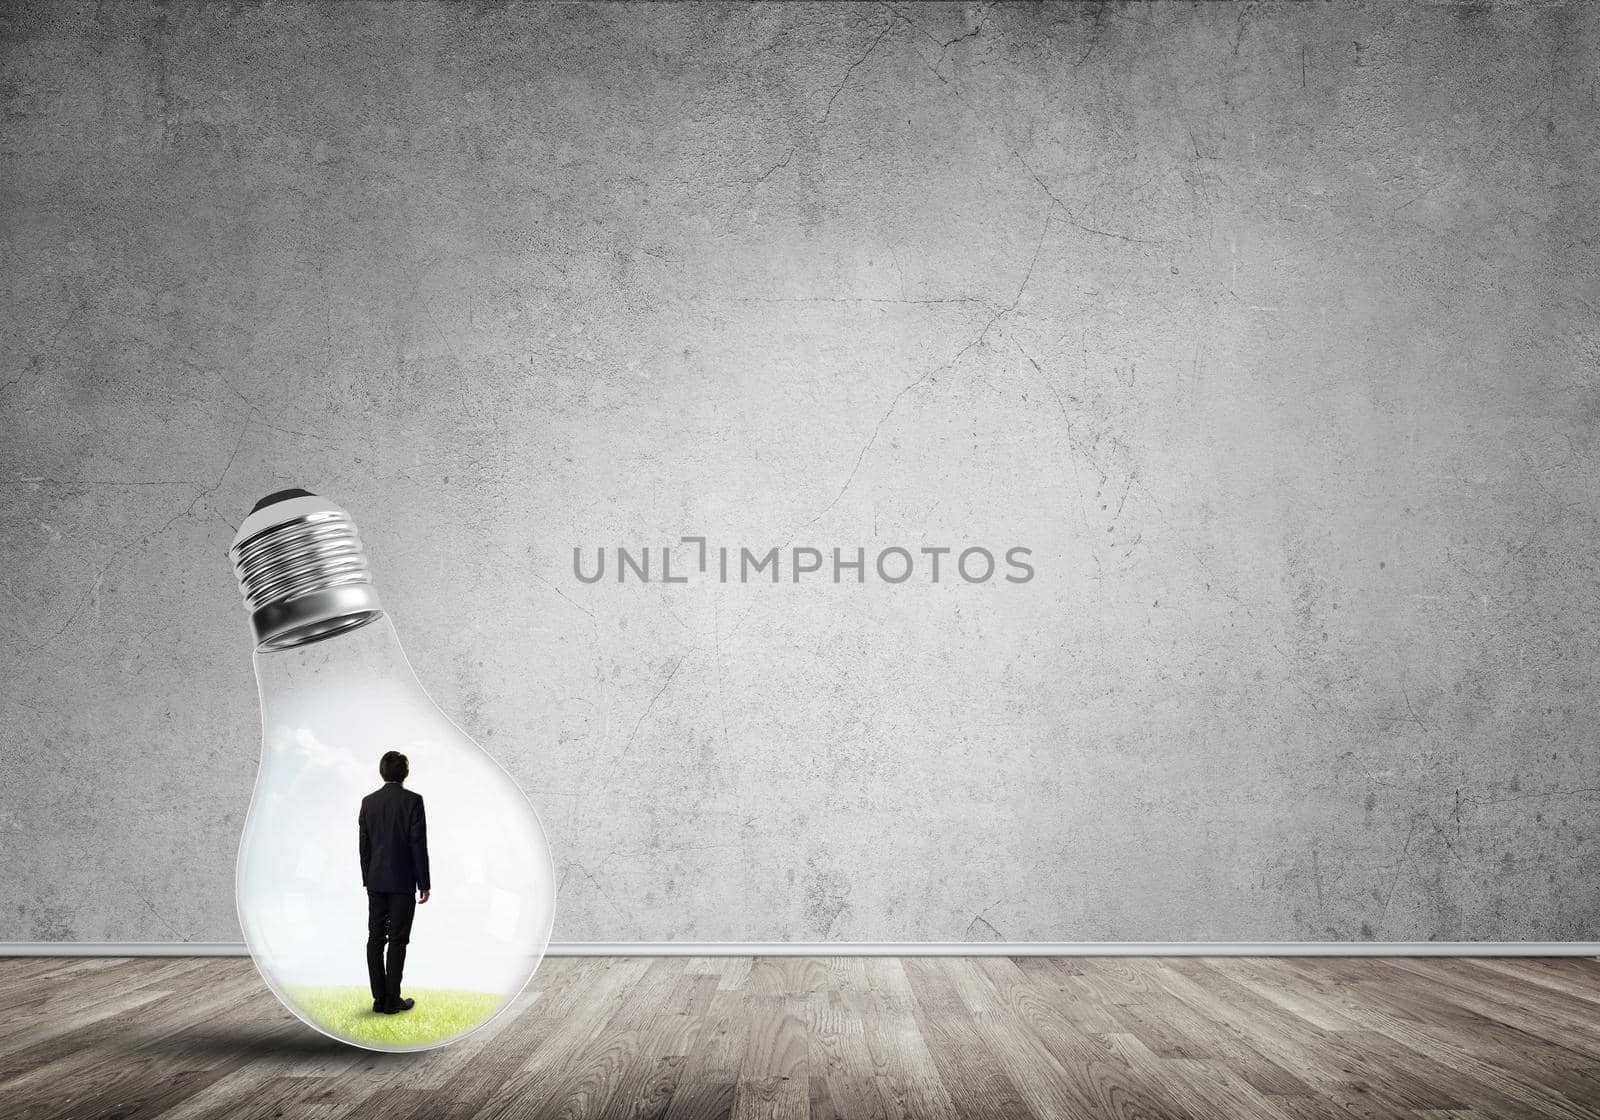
left=230, top=491, right=384, bottom=650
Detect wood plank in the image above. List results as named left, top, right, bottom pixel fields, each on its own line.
left=850, top=961, right=960, bottom=1120
left=732, top=994, right=808, bottom=1120
left=902, top=957, right=1037, bottom=1120
left=661, top=989, right=750, bottom=1120
left=471, top=957, right=656, bottom=1120
left=954, top=957, right=1195, bottom=1120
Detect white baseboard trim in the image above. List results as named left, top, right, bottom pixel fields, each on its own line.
left=2, top=941, right=1598, bottom=958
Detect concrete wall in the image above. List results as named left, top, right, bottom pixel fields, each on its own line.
left=3, top=1, right=1598, bottom=945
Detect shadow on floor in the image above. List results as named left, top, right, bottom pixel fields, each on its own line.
left=139, top=1025, right=408, bottom=1061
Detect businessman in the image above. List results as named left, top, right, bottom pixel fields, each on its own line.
left=359, top=751, right=431, bottom=1015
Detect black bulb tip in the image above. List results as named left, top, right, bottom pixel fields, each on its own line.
left=250, top=488, right=316, bottom=514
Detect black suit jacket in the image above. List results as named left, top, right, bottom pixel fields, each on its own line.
left=359, top=781, right=431, bottom=893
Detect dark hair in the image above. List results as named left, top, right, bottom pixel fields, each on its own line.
left=379, top=751, right=409, bottom=783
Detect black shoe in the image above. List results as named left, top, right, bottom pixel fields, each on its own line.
left=373, top=998, right=383, bottom=1013
left=381, top=997, right=415, bottom=1015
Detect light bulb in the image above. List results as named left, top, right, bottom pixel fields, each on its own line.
left=228, top=489, right=555, bottom=1052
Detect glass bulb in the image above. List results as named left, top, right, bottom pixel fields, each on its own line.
left=229, top=490, right=555, bottom=1052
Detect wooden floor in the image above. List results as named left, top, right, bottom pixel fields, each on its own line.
left=9, top=956, right=1600, bottom=1119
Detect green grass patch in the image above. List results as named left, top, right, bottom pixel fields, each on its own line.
left=288, top=985, right=505, bottom=1050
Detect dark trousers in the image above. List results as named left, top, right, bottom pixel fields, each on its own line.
left=366, top=890, right=416, bottom=1006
